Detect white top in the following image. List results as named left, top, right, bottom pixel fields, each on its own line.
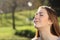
left=57, top=37, right=60, bottom=40
left=31, top=37, right=60, bottom=40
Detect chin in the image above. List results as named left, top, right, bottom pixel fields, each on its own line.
left=34, top=25, right=41, bottom=29
left=34, top=24, right=37, bottom=28
left=34, top=24, right=43, bottom=29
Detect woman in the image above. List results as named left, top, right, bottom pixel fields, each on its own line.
left=32, top=6, right=60, bottom=40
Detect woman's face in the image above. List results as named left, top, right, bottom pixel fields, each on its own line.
left=34, top=8, right=52, bottom=28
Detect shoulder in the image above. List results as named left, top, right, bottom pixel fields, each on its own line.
left=38, top=37, right=41, bottom=40
left=57, top=37, right=60, bottom=40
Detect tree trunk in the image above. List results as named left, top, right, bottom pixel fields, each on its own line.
left=11, top=0, right=17, bottom=30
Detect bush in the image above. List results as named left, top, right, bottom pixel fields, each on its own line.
left=15, top=30, right=35, bottom=38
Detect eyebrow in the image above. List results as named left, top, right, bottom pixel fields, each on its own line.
left=39, top=12, right=43, bottom=14
left=36, top=11, right=43, bottom=15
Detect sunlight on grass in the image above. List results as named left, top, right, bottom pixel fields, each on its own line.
left=16, top=26, right=36, bottom=32
left=0, top=25, right=36, bottom=40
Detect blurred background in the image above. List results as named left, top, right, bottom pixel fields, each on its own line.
left=0, top=0, right=60, bottom=40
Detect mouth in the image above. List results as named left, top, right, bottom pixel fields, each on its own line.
left=34, top=21, right=39, bottom=23
left=33, top=19, right=39, bottom=23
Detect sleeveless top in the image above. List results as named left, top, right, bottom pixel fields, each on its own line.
left=35, top=37, right=60, bottom=40
left=31, top=37, right=60, bottom=40
left=57, top=37, right=60, bottom=40
left=37, top=37, right=60, bottom=40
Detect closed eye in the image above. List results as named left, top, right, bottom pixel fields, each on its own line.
left=40, top=15, right=43, bottom=16
left=39, top=12, right=43, bottom=16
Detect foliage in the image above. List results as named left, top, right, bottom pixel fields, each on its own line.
left=49, top=0, right=60, bottom=7
left=48, top=0, right=60, bottom=16
left=15, top=30, right=35, bottom=38
left=0, top=26, right=35, bottom=40
left=0, top=10, right=36, bottom=27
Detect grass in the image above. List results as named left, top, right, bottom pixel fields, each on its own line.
left=0, top=10, right=37, bottom=27
left=0, top=10, right=37, bottom=40
left=0, top=26, right=36, bottom=40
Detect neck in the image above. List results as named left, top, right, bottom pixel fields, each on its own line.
left=38, top=26, right=58, bottom=40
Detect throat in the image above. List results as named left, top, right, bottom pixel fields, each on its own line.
left=39, top=26, right=58, bottom=40
left=40, top=33, right=52, bottom=40
left=40, top=34, right=58, bottom=40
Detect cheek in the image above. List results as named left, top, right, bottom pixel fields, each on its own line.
left=41, top=17, right=49, bottom=24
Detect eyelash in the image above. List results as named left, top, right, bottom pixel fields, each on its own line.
left=35, top=13, right=43, bottom=16
left=39, top=14, right=43, bottom=16
left=40, top=15, right=43, bottom=16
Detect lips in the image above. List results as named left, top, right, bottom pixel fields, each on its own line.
left=34, top=21, right=38, bottom=22
left=34, top=20, right=38, bottom=22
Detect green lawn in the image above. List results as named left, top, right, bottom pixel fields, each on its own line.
left=0, top=10, right=37, bottom=27
left=0, top=26, right=36, bottom=40
left=0, top=10, right=36, bottom=40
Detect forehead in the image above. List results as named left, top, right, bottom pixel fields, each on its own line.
left=36, top=7, right=47, bottom=13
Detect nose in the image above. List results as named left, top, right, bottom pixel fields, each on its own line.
left=34, top=15, right=39, bottom=21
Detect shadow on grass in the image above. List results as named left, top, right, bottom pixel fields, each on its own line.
left=15, top=30, right=35, bottom=38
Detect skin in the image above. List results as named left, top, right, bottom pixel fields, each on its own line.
left=33, top=7, right=58, bottom=40
left=34, top=8, right=50, bottom=28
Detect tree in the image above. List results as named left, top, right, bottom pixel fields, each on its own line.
left=0, top=0, right=17, bottom=30
left=11, top=0, right=17, bottom=30
left=48, top=0, right=60, bottom=16
left=39, top=0, right=60, bottom=16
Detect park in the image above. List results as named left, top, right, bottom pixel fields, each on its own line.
left=0, top=0, right=60, bottom=40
